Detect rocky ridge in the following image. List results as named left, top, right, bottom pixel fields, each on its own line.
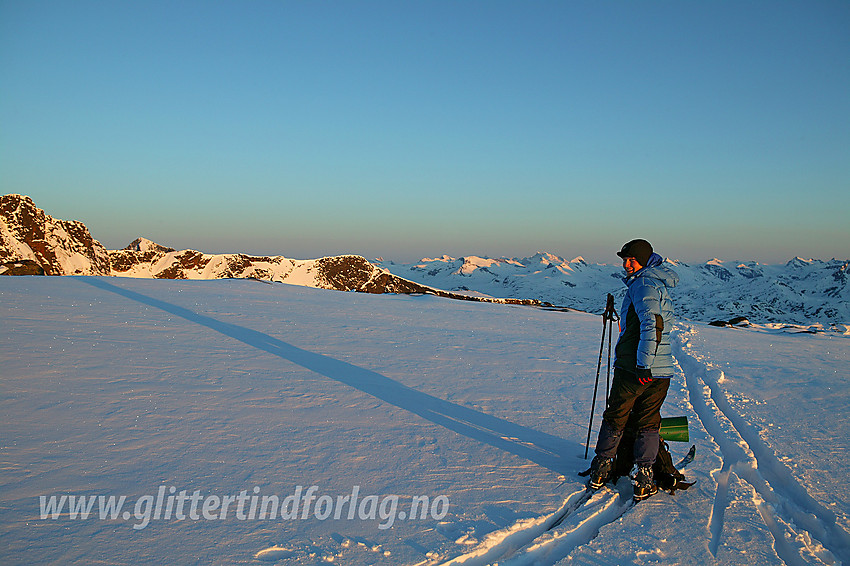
left=0, top=194, right=541, bottom=307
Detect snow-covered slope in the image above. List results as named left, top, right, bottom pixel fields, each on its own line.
left=1, top=277, right=848, bottom=565
left=378, top=254, right=850, bottom=327
left=110, top=236, right=365, bottom=286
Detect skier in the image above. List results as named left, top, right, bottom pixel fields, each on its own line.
left=588, top=239, right=679, bottom=501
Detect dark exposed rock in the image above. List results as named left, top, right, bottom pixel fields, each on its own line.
left=316, top=255, right=377, bottom=291
left=0, top=194, right=111, bottom=275
left=0, top=259, right=45, bottom=276
left=708, top=316, right=751, bottom=328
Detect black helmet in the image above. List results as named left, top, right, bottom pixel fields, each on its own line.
left=616, top=239, right=653, bottom=267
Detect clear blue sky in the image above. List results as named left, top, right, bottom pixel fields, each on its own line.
left=1, top=0, right=848, bottom=263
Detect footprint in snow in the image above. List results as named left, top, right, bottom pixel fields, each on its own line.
left=254, top=545, right=295, bottom=561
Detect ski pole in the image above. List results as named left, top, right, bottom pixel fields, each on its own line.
left=584, top=293, right=618, bottom=459
left=604, top=293, right=618, bottom=403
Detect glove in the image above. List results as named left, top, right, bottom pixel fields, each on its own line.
left=636, top=367, right=653, bottom=385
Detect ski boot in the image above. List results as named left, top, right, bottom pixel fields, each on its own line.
left=588, top=456, right=613, bottom=490
left=632, top=465, right=658, bottom=501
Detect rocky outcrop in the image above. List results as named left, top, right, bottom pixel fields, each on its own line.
left=0, top=194, right=111, bottom=275
left=709, top=316, right=751, bottom=327
left=0, top=259, right=45, bottom=276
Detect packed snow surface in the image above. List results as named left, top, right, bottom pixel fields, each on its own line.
left=1, top=277, right=848, bottom=565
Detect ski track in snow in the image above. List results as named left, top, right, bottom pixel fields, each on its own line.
left=497, top=486, right=634, bottom=566
left=674, top=323, right=850, bottom=566
left=428, top=321, right=850, bottom=566
left=431, top=485, right=635, bottom=566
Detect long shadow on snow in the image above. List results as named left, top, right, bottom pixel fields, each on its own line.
left=79, top=277, right=577, bottom=473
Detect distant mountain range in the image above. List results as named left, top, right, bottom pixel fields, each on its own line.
left=377, top=253, right=849, bottom=328
left=0, top=194, right=538, bottom=307
left=1, top=194, right=847, bottom=327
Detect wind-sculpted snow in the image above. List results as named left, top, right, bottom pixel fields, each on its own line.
left=1, top=277, right=848, bottom=564
left=379, top=254, right=850, bottom=327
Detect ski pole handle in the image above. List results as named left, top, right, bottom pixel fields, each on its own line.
left=603, top=293, right=618, bottom=321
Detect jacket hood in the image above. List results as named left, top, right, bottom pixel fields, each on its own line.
left=625, top=253, right=679, bottom=288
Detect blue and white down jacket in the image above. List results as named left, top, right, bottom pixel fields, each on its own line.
left=613, top=253, right=679, bottom=378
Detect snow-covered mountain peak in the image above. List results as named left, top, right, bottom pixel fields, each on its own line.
left=420, top=255, right=456, bottom=263
left=454, top=256, right=503, bottom=275
left=786, top=257, right=821, bottom=268
left=520, top=251, right=566, bottom=266
left=124, top=237, right=176, bottom=253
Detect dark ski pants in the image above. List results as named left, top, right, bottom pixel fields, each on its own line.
left=594, top=368, right=670, bottom=467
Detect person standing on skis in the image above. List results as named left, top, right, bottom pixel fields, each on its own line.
left=588, top=239, right=679, bottom=501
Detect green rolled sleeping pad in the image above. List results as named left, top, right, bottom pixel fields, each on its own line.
left=659, top=416, right=689, bottom=442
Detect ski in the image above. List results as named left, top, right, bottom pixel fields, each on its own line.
left=676, top=444, right=696, bottom=469
left=547, top=489, right=593, bottom=531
